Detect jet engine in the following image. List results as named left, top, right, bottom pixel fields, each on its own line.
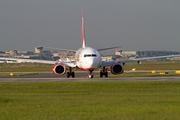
left=110, top=63, right=124, bottom=74
left=53, top=63, right=66, bottom=75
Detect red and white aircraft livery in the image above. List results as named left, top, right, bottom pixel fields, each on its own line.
left=1, top=9, right=180, bottom=78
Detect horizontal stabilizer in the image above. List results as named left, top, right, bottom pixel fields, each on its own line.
left=44, top=47, right=76, bottom=52
left=97, top=46, right=121, bottom=51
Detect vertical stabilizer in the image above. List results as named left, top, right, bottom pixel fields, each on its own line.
left=82, top=9, right=86, bottom=48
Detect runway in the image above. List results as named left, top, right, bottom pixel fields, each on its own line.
left=1, top=72, right=180, bottom=82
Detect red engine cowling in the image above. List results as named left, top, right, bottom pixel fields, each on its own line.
left=111, top=63, right=124, bottom=74
left=53, top=63, right=66, bottom=75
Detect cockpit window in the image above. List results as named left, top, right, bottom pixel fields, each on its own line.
left=84, top=54, right=97, bottom=57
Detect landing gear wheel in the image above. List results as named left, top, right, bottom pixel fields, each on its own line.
left=100, top=67, right=109, bottom=78
left=66, top=67, right=75, bottom=78
left=72, top=72, right=75, bottom=78
left=88, top=75, right=94, bottom=78
left=88, top=70, right=94, bottom=79
left=105, top=71, right=108, bottom=77
left=100, top=71, right=103, bottom=77
left=67, top=72, right=70, bottom=78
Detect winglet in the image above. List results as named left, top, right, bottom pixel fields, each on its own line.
left=82, top=9, right=86, bottom=48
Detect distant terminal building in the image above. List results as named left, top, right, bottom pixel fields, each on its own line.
left=116, top=58, right=129, bottom=61
left=5, top=51, right=10, bottom=54
left=34, top=46, right=52, bottom=60
left=14, top=55, right=42, bottom=59
left=101, top=56, right=116, bottom=61
left=35, top=46, right=43, bottom=54
left=0, top=51, right=5, bottom=53
left=52, top=51, right=75, bottom=61
left=17, top=51, right=34, bottom=55
left=115, top=50, right=180, bottom=58
left=115, top=50, right=136, bottom=57
left=9, top=50, right=35, bottom=57
left=10, top=50, right=18, bottom=56
left=41, top=50, right=52, bottom=60
left=0, top=52, right=9, bottom=57
left=136, top=51, right=180, bottom=57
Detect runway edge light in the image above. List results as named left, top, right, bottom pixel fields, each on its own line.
left=175, top=71, right=180, bottom=74
left=10, top=73, right=13, bottom=76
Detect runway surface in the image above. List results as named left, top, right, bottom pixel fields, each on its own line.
left=1, top=72, right=180, bottom=82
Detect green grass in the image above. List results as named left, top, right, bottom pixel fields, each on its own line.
left=94, top=72, right=180, bottom=77
left=0, top=82, right=180, bottom=120
left=0, top=66, right=53, bottom=72
left=123, top=60, right=180, bottom=70
left=0, top=73, right=38, bottom=76
left=0, top=63, right=53, bottom=72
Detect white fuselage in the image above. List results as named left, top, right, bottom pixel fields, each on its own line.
left=75, top=47, right=101, bottom=70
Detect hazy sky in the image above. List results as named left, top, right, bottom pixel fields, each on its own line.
left=0, top=0, right=180, bottom=52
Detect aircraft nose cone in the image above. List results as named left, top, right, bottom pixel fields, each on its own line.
left=86, top=58, right=96, bottom=68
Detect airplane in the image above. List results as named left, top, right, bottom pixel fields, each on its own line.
left=1, top=9, right=180, bottom=78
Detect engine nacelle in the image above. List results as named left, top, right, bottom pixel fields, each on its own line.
left=111, top=63, right=124, bottom=74
left=53, top=63, right=66, bottom=75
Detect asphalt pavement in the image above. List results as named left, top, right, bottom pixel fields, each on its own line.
left=0, top=71, right=180, bottom=82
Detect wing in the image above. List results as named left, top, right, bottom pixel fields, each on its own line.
left=0, top=57, right=76, bottom=67
left=100, top=54, right=180, bottom=67
left=44, top=47, right=76, bottom=52
left=97, top=46, right=121, bottom=51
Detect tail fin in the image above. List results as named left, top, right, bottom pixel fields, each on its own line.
left=82, top=9, right=86, bottom=48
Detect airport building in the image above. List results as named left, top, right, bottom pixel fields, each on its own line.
left=35, top=46, right=43, bottom=54
left=0, top=51, right=5, bottom=53
left=115, top=50, right=180, bottom=58
left=115, top=50, right=136, bottom=57
left=1, top=47, right=180, bottom=62
left=101, top=56, right=116, bottom=61
left=136, top=51, right=180, bottom=57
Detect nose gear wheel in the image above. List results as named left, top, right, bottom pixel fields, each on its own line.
left=88, top=70, right=94, bottom=79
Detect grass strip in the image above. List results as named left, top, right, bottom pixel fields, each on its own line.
left=95, top=72, right=180, bottom=78
left=0, top=73, right=39, bottom=76
left=0, top=81, right=180, bottom=120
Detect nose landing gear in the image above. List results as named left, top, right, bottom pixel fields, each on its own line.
left=88, top=70, right=94, bottom=78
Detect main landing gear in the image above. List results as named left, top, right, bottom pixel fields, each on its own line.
left=88, top=67, right=108, bottom=79
left=67, top=67, right=75, bottom=78
left=66, top=68, right=108, bottom=78
left=88, top=70, right=94, bottom=78
left=100, top=67, right=108, bottom=77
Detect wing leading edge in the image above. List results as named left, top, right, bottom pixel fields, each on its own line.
left=0, top=57, right=76, bottom=67
left=100, top=54, right=180, bottom=67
